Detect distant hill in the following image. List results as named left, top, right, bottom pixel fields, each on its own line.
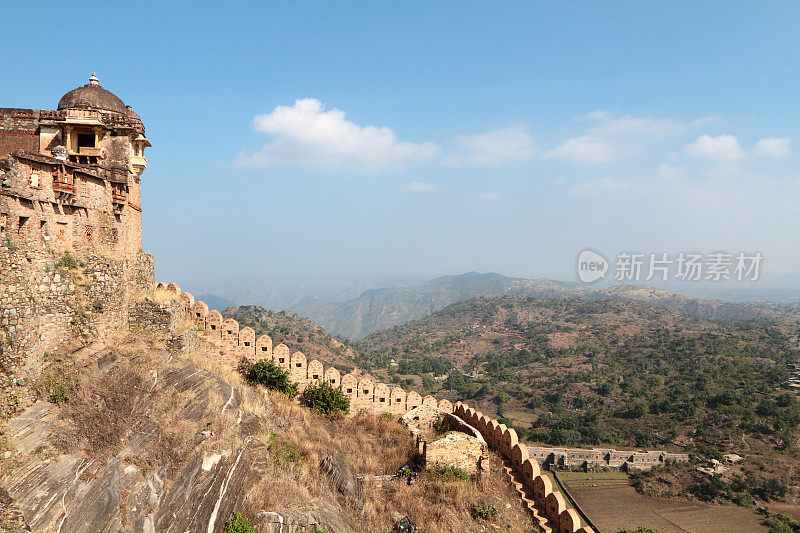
left=584, top=283, right=799, bottom=322
left=292, top=272, right=798, bottom=339
left=357, top=295, right=800, bottom=503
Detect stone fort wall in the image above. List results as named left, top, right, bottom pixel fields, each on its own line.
left=161, top=281, right=594, bottom=533
left=452, top=402, right=596, bottom=533
left=167, top=284, right=455, bottom=416
left=0, top=242, right=154, bottom=374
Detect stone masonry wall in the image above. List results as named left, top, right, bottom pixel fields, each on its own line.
left=128, top=299, right=182, bottom=333
left=401, top=405, right=489, bottom=475
left=454, top=402, right=596, bottom=533
left=0, top=244, right=155, bottom=376
left=426, top=432, right=485, bottom=474
left=167, top=285, right=455, bottom=417
left=0, top=245, right=75, bottom=373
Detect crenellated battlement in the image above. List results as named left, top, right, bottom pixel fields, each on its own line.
left=453, top=402, right=597, bottom=533
left=161, top=282, right=455, bottom=416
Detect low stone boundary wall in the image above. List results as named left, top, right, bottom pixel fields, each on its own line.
left=529, top=445, right=688, bottom=471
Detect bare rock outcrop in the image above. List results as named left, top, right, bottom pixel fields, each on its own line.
left=257, top=506, right=354, bottom=533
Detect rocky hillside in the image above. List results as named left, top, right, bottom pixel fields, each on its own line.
left=0, top=331, right=533, bottom=532
left=292, top=272, right=798, bottom=339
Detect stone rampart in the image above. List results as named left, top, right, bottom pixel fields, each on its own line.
left=0, top=244, right=155, bottom=375
left=167, top=286, right=456, bottom=417
left=453, top=402, right=596, bottom=533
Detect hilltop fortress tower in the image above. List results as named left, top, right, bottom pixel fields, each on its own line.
left=0, top=73, right=149, bottom=257
left=0, top=75, right=154, bottom=369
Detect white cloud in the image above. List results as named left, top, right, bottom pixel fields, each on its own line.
left=570, top=177, right=632, bottom=194
left=555, top=111, right=721, bottom=162
left=447, top=124, right=536, bottom=165
left=753, top=137, right=791, bottom=158
left=544, top=135, right=614, bottom=163
left=236, top=98, right=438, bottom=169
left=657, top=163, right=694, bottom=181
left=685, top=134, right=745, bottom=161
left=480, top=191, right=500, bottom=201
left=405, top=181, right=436, bottom=192
left=579, top=110, right=719, bottom=138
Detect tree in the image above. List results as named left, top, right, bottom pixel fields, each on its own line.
left=224, top=512, right=255, bottom=533
left=300, top=380, right=350, bottom=417
left=237, top=358, right=298, bottom=396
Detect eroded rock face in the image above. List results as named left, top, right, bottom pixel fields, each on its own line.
left=320, top=454, right=362, bottom=505
left=1, top=340, right=259, bottom=533
left=257, top=506, right=354, bottom=533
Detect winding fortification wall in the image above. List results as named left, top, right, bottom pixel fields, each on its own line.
left=165, top=284, right=454, bottom=416
left=453, top=402, right=596, bottom=533
left=160, top=282, right=595, bottom=533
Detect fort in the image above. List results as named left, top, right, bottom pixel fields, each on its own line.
left=0, top=79, right=683, bottom=533
left=0, top=74, right=153, bottom=371
left=151, top=283, right=607, bottom=532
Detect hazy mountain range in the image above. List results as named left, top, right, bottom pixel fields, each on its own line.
left=185, top=271, right=800, bottom=339
left=293, top=273, right=800, bottom=338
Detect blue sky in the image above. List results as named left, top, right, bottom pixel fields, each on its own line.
left=2, top=1, right=799, bottom=284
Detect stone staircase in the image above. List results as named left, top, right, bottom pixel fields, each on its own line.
left=501, top=458, right=555, bottom=533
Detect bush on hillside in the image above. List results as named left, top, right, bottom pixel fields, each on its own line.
left=758, top=508, right=800, bottom=533
left=224, top=511, right=255, bottom=533
left=299, top=380, right=350, bottom=417
left=470, top=503, right=497, bottom=521
left=427, top=465, right=470, bottom=482
left=237, top=358, right=298, bottom=396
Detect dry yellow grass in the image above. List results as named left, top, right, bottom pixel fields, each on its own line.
left=27, top=332, right=535, bottom=532
left=130, top=286, right=179, bottom=305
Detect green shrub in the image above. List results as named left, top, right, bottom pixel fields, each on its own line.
left=92, top=299, right=104, bottom=313
left=40, top=377, right=77, bottom=405
left=237, top=358, right=297, bottom=396
left=299, top=380, right=350, bottom=417
left=3, top=236, right=17, bottom=251
left=395, top=465, right=414, bottom=478
left=55, top=251, right=78, bottom=269
left=760, top=510, right=800, bottom=533
left=267, top=432, right=307, bottom=464
left=379, top=412, right=395, bottom=421
left=470, top=503, right=497, bottom=521
left=428, top=465, right=470, bottom=482
left=223, top=511, right=255, bottom=533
